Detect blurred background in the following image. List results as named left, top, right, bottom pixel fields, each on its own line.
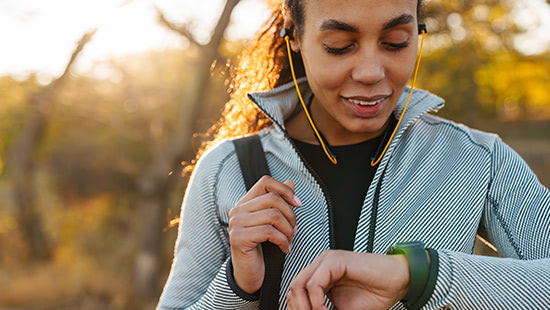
left=0, top=0, right=549, bottom=309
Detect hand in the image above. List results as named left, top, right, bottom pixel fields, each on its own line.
left=287, top=250, right=410, bottom=310
left=229, top=176, right=302, bottom=294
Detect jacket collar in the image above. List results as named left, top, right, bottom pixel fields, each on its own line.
left=247, top=77, right=445, bottom=136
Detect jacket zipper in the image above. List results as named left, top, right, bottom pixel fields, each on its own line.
left=367, top=165, right=388, bottom=253
left=249, top=96, right=336, bottom=249
left=284, top=133, right=337, bottom=249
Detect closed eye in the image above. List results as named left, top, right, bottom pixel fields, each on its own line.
left=323, top=43, right=354, bottom=55
left=384, top=40, right=409, bottom=52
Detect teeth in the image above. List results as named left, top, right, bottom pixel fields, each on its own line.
left=348, top=98, right=385, bottom=106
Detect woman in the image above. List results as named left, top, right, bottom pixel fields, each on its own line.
left=157, top=0, right=550, bottom=309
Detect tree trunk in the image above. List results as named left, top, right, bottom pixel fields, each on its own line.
left=7, top=30, right=96, bottom=261
left=134, top=185, right=168, bottom=296
left=133, top=0, right=241, bottom=299
left=10, top=110, right=51, bottom=260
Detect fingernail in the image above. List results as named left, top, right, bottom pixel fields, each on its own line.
left=293, top=226, right=297, bottom=236
left=293, top=195, right=302, bottom=206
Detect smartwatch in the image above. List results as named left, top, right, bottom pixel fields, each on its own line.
left=388, top=241, right=430, bottom=304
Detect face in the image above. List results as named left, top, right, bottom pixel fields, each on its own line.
left=289, top=0, right=419, bottom=144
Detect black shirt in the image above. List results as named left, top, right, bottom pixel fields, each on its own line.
left=291, top=118, right=395, bottom=251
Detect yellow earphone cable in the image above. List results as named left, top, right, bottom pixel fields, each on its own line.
left=370, top=29, right=426, bottom=166
left=285, top=36, right=338, bottom=164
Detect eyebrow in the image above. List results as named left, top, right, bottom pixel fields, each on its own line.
left=319, top=14, right=414, bottom=33
left=319, top=19, right=359, bottom=33
left=383, top=14, right=414, bottom=30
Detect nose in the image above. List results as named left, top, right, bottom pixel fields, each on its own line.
left=350, top=49, right=385, bottom=85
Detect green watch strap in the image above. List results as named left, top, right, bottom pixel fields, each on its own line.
left=388, top=241, right=430, bottom=304
left=407, top=248, right=439, bottom=310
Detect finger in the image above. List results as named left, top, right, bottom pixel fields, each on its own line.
left=288, top=252, right=327, bottom=310
left=231, top=224, right=292, bottom=253
left=306, top=273, right=332, bottom=310
left=291, top=251, right=340, bottom=309
left=287, top=280, right=313, bottom=310
left=284, top=180, right=295, bottom=192
left=240, top=176, right=302, bottom=207
left=230, top=208, right=295, bottom=243
left=292, top=250, right=327, bottom=285
left=235, top=191, right=298, bottom=228
left=304, top=253, right=348, bottom=309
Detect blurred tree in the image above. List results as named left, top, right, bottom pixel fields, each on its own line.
left=132, top=0, right=242, bottom=298
left=416, top=0, right=550, bottom=123
left=6, top=30, right=96, bottom=261
left=475, top=53, right=550, bottom=121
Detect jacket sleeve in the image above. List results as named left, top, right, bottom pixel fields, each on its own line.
left=423, top=138, right=550, bottom=309
left=157, top=143, right=259, bottom=310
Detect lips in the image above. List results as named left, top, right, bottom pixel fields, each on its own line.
left=343, top=95, right=389, bottom=118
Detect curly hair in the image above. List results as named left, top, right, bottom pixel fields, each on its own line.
left=183, top=0, right=423, bottom=175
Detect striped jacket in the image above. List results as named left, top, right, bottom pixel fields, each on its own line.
left=157, top=78, right=550, bottom=309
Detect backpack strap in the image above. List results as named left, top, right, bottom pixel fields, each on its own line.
left=233, top=135, right=285, bottom=310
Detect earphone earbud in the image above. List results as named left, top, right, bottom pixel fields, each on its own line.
left=280, top=28, right=294, bottom=40
left=418, top=23, right=427, bottom=35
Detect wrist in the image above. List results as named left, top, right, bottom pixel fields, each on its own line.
left=389, top=253, right=411, bottom=301
left=227, top=257, right=261, bottom=300
left=233, top=263, right=262, bottom=294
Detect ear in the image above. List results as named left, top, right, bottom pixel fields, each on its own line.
left=288, top=29, right=300, bottom=53
left=282, top=4, right=301, bottom=52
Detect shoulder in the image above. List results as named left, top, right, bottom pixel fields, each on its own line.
left=192, top=127, right=281, bottom=180
left=194, top=139, right=238, bottom=175
left=192, top=132, right=277, bottom=192
left=188, top=138, right=243, bottom=195
left=415, top=113, right=501, bottom=154
left=196, top=129, right=278, bottom=172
